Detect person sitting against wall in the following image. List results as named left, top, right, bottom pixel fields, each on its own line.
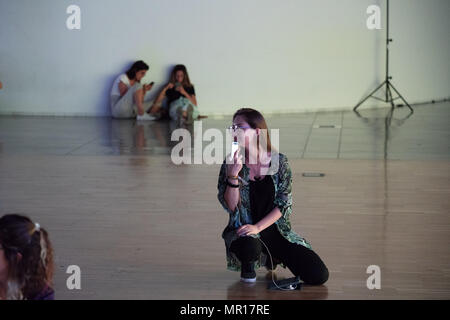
left=0, top=214, right=55, bottom=300
left=150, top=64, right=199, bottom=125
left=110, top=60, right=159, bottom=121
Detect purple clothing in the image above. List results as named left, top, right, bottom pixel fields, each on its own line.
left=29, top=285, right=55, bottom=300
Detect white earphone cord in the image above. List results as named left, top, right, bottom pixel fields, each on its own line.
left=256, top=237, right=298, bottom=291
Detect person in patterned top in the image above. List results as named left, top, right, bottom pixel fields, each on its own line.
left=217, top=108, right=329, bottom=284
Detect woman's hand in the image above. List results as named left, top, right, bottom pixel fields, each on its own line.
left=227, top=148, right=243, bottom=177
left=143, top=83, right=153, bottom=92
left=165, top=83, right=174, bottom=91
left=237, top=224, right=260, bottom=237
left=175, top=85, right=188, bottom=96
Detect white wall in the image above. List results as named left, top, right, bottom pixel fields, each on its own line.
left=0, top=0, right=449, bottom=117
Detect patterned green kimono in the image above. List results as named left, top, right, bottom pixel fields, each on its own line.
left=217, top=152, right=312, bottom=272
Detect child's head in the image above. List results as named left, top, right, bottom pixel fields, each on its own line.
left=0, top=214, right=54, bottom=299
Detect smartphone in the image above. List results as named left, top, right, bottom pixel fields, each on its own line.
left=150, top=81, right=155, bottom=85
left=231, top=141, right=239, bottom=157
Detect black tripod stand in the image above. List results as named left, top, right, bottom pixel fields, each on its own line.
left=354, top=0, right=413, bottom=113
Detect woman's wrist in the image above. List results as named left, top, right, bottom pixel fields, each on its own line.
left=227, top=177, right=239, bottom=185
left=226, top=178, right=239, bottom=188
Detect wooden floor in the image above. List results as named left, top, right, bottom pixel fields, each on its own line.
left=0, top=103, right=449, bottom=299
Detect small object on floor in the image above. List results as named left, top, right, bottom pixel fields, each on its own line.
left=137, top=113, right=158, bottom=121
left=268, top=276, right=302, bottom=290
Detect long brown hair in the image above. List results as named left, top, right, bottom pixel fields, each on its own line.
left=169, top=64, right=193, bottom=87
left=0, top=214, right=54, bottom=300
left=232, top=108, right=274, bottom=153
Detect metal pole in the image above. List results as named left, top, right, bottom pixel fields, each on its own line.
left=353, top=0, right=412, bottom=113
left=386, top=0, right=389, bottom=102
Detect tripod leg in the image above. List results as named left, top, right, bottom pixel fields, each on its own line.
left=386, top=83, right=395, bottom=110
left=389, top=82, right=414, bottom=113
left=354, top=80, right=387, bottom=111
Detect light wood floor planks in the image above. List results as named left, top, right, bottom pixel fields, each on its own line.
left=0, top=155, right=448, bottom=299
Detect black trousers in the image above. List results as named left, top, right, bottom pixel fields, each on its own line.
left=230, top=226, right=329, bottom=285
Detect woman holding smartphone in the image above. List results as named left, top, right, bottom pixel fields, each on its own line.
left=150, top=64, right=199, bottom=125
left=217, top=108, right=329, bottom=284
left=110, top=60, right=157, bottom=120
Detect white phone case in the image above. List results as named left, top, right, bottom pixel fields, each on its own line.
left=231, top=141, right=239, bottom=156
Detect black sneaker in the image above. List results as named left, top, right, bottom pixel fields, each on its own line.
left=240, top=263, right=257, bottom=283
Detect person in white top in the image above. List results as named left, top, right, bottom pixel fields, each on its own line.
left=110, top=60, right=158, bottom=120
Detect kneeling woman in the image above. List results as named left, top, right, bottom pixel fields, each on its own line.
left=217, top=108, right=329, bottom=285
